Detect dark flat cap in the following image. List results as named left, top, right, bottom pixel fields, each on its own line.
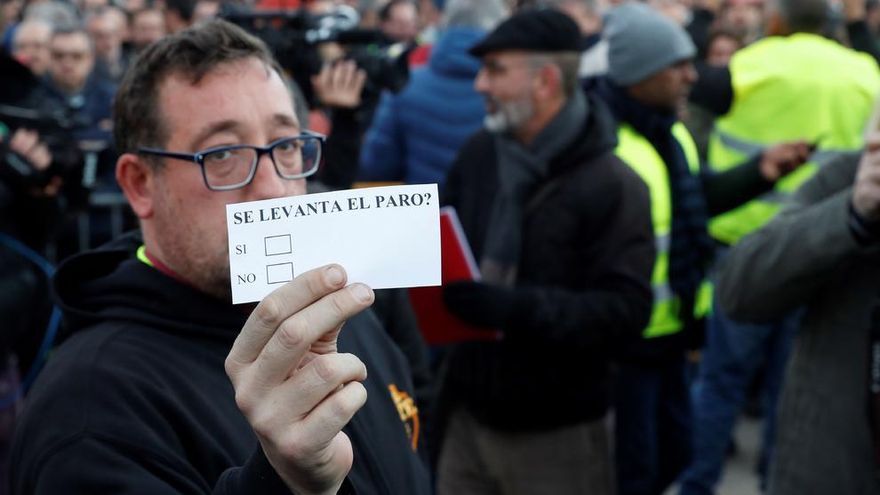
left=468, top=8, right=581, bottom=57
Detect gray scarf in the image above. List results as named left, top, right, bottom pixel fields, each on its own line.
left=481, top=90, right=588, bottom=286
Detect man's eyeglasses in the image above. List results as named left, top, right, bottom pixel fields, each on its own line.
left=137, top=131, right=325, bottom=191
left=51, top=50, right=89, bottom=61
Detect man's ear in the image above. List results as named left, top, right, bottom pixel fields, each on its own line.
left=116, top=153, right=157, bottom=220
left=535, top=63, right=563, bottom=101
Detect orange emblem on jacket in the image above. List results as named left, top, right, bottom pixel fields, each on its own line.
left=388, top=384, right=420, bottom=451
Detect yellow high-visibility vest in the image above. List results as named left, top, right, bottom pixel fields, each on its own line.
left=616, top=123, right=712, bottom=339
left=708, top=33, right=880, bottom=244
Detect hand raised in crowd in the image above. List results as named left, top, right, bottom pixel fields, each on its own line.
left=310, top=60, right=367, bottom=109
left=852, top=133, right=880, bottom=221
left=758, top=140, right=812, bottom=182
left=225, top=264, right=374, bottom=495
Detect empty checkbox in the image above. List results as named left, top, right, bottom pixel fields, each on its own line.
left=265, top=234, right=292, bottom=256
left=266, top=262, right=294, bottom=284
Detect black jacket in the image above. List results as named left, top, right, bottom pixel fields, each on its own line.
left=440, top=93, right=655, bottom=431
left=11, top=233, right=431, bottom=494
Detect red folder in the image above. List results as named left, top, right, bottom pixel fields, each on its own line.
left=409, top=206, right=501, bottom=345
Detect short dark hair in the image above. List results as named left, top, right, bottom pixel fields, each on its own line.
left=51, top=24, right=87, bottom=35
left=379, top=0, right=417, bottom=22
left=775, top=0, right=827, bottom=33
left=113, top=19, right=281, bottom=154
left=51, top=25, right=93, bottom=50
left=705, top=26, right=743, bottom=54
left=165, top=0, right=195, bottom=22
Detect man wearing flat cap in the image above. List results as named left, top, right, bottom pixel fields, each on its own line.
left=436, top=8, right=655, bottom=494
left=590, top=3, right=811, bottom=494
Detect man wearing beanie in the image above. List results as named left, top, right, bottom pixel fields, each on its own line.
left=593, top=3, right=811, bottom=495
left=436, top=8, right=655, bottom=495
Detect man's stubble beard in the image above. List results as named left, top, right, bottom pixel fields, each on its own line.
left=151, top=184, right=233, bottom=302
left=483, top=95, right=535, bottom=134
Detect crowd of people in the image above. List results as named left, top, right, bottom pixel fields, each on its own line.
left=2, top=0, right=880, bottom=493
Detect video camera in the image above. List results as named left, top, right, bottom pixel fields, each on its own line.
left=220, top=4, right=413, bottom=108
left=0, top=104, right=87, bottom=190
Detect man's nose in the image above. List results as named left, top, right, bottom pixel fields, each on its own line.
left=474, top=69, right=489, bottom=93
left=683, top=62, right=698, bottom=84
left=247, top=153, right=287, bottom=201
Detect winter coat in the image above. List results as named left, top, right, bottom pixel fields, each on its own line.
left=11, top=232, right=432, bottom=494
left=358, top=27, right=487, bottom=187
left=439, top=93, right=655, bottom=431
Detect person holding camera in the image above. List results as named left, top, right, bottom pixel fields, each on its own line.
left=0, top=125, right=59, bottom=374
left=0, top=120, right=63, bottom=493
left=0, top=53, right=64, bottom=383
left=358, top=0, right=508, bottom=188
left=714, top=109, right=880, bottom=494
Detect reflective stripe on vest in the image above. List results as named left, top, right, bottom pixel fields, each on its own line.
left=713, top=128, right=855, bottom=222
left=616, top=123, right=712, bottom=339
left=708, top=33, right=880, bottom=245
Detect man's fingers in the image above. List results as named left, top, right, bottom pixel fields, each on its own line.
left=865, top=132, right=880, bottom=152
left=8, top=130, right=52, bottom=170
left=330, top=62, right=347, bottom=89
left=253, top=283, right=373, bottom=384
left=266, top=353, right=367, bottom=420
left=781, top=147, right=800, bottom=167
left=227, top=264, right=347, bottom=370
left=29, top=143, right=51, bottom=170
left=860, top=149, right=880, bottom=175
left=10, top=129, right=37, bottom=154
left=767, top=142, right=811, bottom=175
left=351, top=68, right=367, bottom=91
left=294, top=381, right=368, bottom=444
left=311, top=64, right=331, bottom=92
left=863, top=163, right=880, bottom=187
left=335, top=62, right=351, bottom=87
left=342, top=60, right=357, bottom=84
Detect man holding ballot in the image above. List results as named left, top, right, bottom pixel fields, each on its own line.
left=11, top=20, right=431, bottom=495
left=437, top=8, right=655, bottom=495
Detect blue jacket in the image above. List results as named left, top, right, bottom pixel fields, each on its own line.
left=36, top=73, right=116, bottom=145
left=358, top=26, right=486, bottom=187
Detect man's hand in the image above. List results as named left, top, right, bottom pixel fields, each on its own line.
left=758, top=141, right=812, bottom=182
left=9, top=129, right=52, bottom=171
left=225, top=264, right=374, bottom=495
left=6, top=128, right=61, bottom=197
left=310, top=60, right=367, bottom=109
left=853, top=133, right=880, bottom=221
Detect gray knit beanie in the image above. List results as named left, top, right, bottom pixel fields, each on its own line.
left=605, top=2, right=696, bottom=86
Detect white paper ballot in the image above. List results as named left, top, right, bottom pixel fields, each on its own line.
left=226, top=184, right=441, bottom=304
